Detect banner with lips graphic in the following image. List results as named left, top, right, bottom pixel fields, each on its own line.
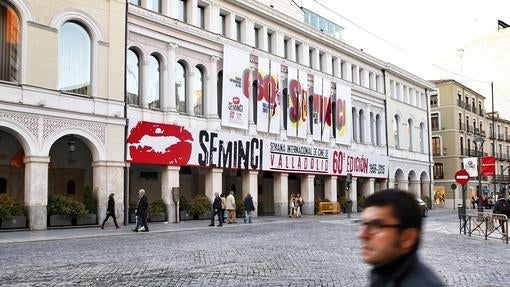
left=127, top=121, right=388, bottom=178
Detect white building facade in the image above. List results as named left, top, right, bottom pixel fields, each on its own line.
left=124, top=0, right=434, bottom=221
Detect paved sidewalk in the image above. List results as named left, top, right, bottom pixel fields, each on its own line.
left=0, top=213, right=359, bottom=244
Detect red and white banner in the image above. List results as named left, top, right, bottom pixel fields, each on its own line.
left=221, top=45, right=250, bottom=129
left=268, top=61, right=281, bottom=134
left=297, top=70, right=308, bottom=139
left=321, top=79, right=332, bottom=142
left=286, top=66, right=298, bottom=137
left=481, top=156, right=496, bottom=176
left=312, top=76, right=323, bottom=141
left=335, top=83, right=351, bottom=145
left=126, top=121, right=388, bottom=178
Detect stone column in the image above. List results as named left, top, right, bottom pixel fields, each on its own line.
left=274, top=173, right=288, bottom=217
left=324, top=176, right=337, bottom=202
left=24, top=156, right=50, bottom=230
left=352, top=65, right=359, bottom=85
left=350, top=177, right=358, bottom=213
left=287, top=38, right=296, bottom=62
left=242, top=171, right=258, bottom=217
left=301, top=175, right=315, bottom=215
left=166, top=43, right=178, bottom=112
left=225, top=13, right=235, bottom=40
left=169, top=0, right=179, bottom=19
left=342, top=61, right=352, bottom=82
left=410, top=179, right=421, bottom=198
left=399, top=180, right=409, bottom=192
left=310, top=48, right=319, bottom=70
left=208, top=4, right=219, bottom=33
left=274, top=31, right=284, bottom=58
left=388, top=179, right=395, bottom=189
left=260, top=26, right=268, bottom=51
left=161, top=0, right=170, bottom=16
left=204, top=168, right=222, bottom=205
left=361, top=69, right=369, bottom=88
left=187, top=0, right=198, bottom=26
left=244, top=20, right=254, bottom=47
left=161, top=166, right=180, bottom=223
left=186, top=69, right=195, bottom=114
left=367, top=178, right=375, bottom=196
left=332, top=57, right=341, bottom=78
left=206, top=56, right=219, bottom=118
left=302, top=43, right=310, bottom=67
left=141, top=59, right=150, bottom=108
left=93, top=161, right=125, bottom=227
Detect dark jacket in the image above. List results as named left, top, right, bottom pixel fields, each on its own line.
left=107, top=196, right=115, bottom=214
left=136, top=195, right=148, bottom=216
left=369, top=252, right=444, bottom=287
left=244, top=195, right=255, bottom=212
left=213, top=196, right=222, bottom=210
left=493, top=198, right=509, bottom=216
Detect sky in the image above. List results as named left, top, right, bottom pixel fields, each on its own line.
left=297, top=0, right=510, bottom=117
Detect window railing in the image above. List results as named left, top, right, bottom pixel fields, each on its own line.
left=457, top=99, right=464, bottom=107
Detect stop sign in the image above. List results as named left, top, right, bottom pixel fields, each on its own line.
left=455, top=169, right=470, bottom=185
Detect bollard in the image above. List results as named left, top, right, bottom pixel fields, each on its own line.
left=347, top=200, right=353, bottom=218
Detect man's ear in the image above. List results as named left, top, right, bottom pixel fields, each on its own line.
left=399, top=228, right=419, bottom=251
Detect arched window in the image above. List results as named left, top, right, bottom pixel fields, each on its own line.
left=375, top=114, right=381, bottom=146
left=126, top=49, right=140, bottom=105
left=419, top=122, right=425, bottom=153
left=176, top=61, right=186, bottom=113
left=393, top=114, right=400, bottom=148
left=193, top=66, right=204, bottom=116
left=148, top=54, right=160, bottom=109
left=352, top=107, right=358, bottom=142
left=59, top=21, right=91, bottom=95
left=0, top=2, right=20, bottom=82
left=408, top=118, right=413, bottom=151
left=370, top=112, right=374, bottom=144
left=359, top=109, right=365, bottom=143
left=217, top=70, right=223, bottom=119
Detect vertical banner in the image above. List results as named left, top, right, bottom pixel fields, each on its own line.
left=297, top=70, right=308, bottom=139
left=335, top=83, right=351, bottom=145
left=256, top=57, right=270, bottom=132
left=481, top=156, right=496, bottom=176
left=287, top=66, right=298, bottom=137
left=321, top=78, right=331, bottom=142
left=269, top=60, right=281, bottom=134
left=312, top=76, right=322, bottom=141
left=221, top=45, right=250, bottom=130
left=463, top=157, right=478, bottom=176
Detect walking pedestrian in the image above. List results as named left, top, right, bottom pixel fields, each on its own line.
left=289, top=193, right=296, bottom=218
left=357, top=189, right=444, bottom=286
left=132, top=189, right=149, bottom=232
left=209, top=192, right=223, bottom=227
left=493, top=194, right=510, bottom=235
left=101, top=193, right=119, bottom=229
left=243, top=192, right=255, bottom=223
left=226, top=185, right=237, bottom=223
left=295, top=193, right=303, bottom=217
left=221, top=193, right=227, bottom=223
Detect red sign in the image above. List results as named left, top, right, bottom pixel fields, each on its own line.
left=455, top=169, right=470, bottom=185
left=481, top=156, right=496, bottom=176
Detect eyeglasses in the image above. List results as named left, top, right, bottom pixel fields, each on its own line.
left=358, top=219, right=401, bottom=235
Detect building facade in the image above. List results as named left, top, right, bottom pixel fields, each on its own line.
left=0, top=0, right=126, bottom=230
left=431, top=79, right=510, bottom=209
left=0, top=0, right=434, bottom=231
left=124, top=0, right=434, bottom=222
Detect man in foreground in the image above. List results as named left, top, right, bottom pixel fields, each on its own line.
left=357, top=189, right=444, bottom=286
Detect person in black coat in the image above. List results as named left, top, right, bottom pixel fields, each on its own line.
left=132, top=189, right=149, bottom=232
left=243, top=192, right=255, bottom=224
left=101, top=193, right=119, bottom=229
left=209, top=192, right=223, bottom=227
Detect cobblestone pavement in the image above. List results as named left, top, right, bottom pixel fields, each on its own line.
left=0, top=210, right=509, bottom=287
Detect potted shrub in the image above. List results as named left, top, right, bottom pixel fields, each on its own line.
left=189, top=195, right=211, bottom=220
left=179, top=196, right=193, bottom=220
left=78, top=186, right=97, bottom=225
left=47, top=194, right=87, bottom=226
left=149, top=199, right=166, bottom=222
left=0, top=195, right=26, bottom=229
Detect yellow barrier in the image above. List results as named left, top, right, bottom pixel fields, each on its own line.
left=318, top=202, right=341, bottom=215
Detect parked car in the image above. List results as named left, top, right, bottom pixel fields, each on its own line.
left=417, top=198, right=428, bottom=217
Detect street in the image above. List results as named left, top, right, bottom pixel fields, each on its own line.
left=0, top=210, right=508, bottom=286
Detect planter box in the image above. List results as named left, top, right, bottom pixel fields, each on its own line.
left=149, top=212, right=166, bottom=222
left=179, top=211, right=193, bottom=221
left=49, top=214, right=72, bottom=227
left=1, top=215, right=27, bottom=229
left=76, top=213, right=97, bottom=225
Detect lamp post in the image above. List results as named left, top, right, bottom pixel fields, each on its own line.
left=473, top=136, right=485, bottom=211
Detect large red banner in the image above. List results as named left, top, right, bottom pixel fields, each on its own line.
left=480, top=156, right=496, bottom=176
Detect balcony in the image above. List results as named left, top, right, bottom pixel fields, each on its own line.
left=479, top=109, right=485, bottom=116
left=498, top=133, right=505, bottom=141
left=474, top=128, right=480, bottom=135
left=480, top=130, right=486, bottom=137
left=466, top=125, right=472, bottom=133
left=472, top=106, right=478, bottom=114
left=489, top=133, right=495, bottom=140
left=458, top=123, right=466, bottom=131
left=493, top=175, right=510, bottom=183
left=457, top=99, right=464, bottom=108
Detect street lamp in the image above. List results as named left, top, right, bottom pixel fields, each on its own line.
left=473, top=136, right=485, bottom=211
